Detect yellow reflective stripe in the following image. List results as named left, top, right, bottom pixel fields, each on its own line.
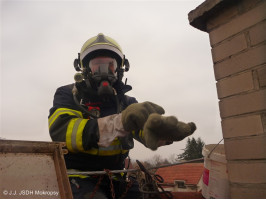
left=132, top=130, right=136, bottom=137
left=49, top=108, right=82, bottom=124
left=49, top=108, right=82, bottom=128
left=76, top=119, right=88, bottom=151
left=132, top=130, right=144, bottom=141
left=84, top=148, right=129, bottom=156
left=66, top=118, right=88, bottom=152
left=103, top=149, right=129, bottom=155
left=111, top=138, right=121, bottom=145
left=66, top=118, right=79, bottom=152
left=98, top=149, right=128, bottom=156
left=84, top=148, right=98, bottom=155
left=83, top=139, right=128, bottom=155
left=71, top=118, right=83, bottom=151
left=68, top=175, right=89, bottom=179
left=140, top=130, right=144, bottom=140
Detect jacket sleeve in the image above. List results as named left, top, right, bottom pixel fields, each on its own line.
left=48, top=85, right=99, bottom=153
left=124, top=96, right=148, bottom=147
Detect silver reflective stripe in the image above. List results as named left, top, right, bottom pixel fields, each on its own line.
left=71, top=118, right=83, bottom=151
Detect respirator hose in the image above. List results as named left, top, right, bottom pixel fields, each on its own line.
left=113, top=88, right=121, bottom=114
left=73, top=94, right=99, bottom=119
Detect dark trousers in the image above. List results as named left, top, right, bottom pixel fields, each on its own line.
left=69, top=176, right=142, bottom=199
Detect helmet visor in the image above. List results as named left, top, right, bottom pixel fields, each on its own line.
left=89, top=57, right=117, bottom=76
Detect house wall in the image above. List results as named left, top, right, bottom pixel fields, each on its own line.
left=163, top=177, right=202, bottom=193
left=197, top=175, right=203, bottom=192
left=163, top=184, right=199, bottom=193
left=189, top=0, right=266, bottom=198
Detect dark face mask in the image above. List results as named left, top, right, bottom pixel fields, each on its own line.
left=74, top=73, right=117, bottom=100
left=91, top=73, right=117, bottom=97
left=88, top=57, right=118, bottom=97
left=75, top=57, right=119, bottom=100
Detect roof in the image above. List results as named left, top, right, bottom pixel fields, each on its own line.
left=156, top=163, right=204, bottom=185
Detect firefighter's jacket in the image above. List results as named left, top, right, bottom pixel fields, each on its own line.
left=48, top=83, right=145, bottom=171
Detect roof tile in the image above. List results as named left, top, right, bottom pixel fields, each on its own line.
left=156, top=163, right=204, bottom=185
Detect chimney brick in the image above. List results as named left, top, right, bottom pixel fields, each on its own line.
left=209, top=2, right=266, bottom=45
left=222, top=114, right=264, bottom=138
left=216, top=71, right=254, bottom=99
left=227, top=160, right=266, bottom=183
left=258, top=66, right=266, bottom=87
left=224, top=134, right=266, bottom=160
left=219, top=89, right=266, bottom=118
left=214, top=44, right=266, bottom=80
left=211, top=34, right=247, bottom=63
left=230, top=183, right=266, bottom=198
left=249, top=21, right=266, bottom=46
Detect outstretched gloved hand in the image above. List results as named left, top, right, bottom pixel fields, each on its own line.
left=143, top=113, right=196, bottom=150
left=121, top=101, right=165, bottom=131
left=98, top=101, right=165, bottom=148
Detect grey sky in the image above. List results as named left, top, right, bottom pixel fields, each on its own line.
left=1, top=0, right=222, bottom=161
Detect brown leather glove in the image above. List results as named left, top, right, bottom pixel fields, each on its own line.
left=121, top=101, right=165, bottom=131
left=143, top=113, right=196, bottom=150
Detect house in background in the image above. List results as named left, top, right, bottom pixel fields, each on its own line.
left=156, top=163, right=204, bottom=192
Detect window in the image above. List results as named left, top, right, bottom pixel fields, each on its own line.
left=174, top=180, right=186, bottom=188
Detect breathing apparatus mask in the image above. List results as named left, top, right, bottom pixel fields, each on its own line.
left=87, top=56, right=118, bottom=97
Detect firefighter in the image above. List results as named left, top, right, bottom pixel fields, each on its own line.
left=48, top=33, right=196, bottom=198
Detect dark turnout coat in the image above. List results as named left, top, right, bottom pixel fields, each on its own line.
left=48, top=82, right=146, bottom=171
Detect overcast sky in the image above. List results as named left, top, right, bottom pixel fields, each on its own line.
left=1, top=0, right=223, bottom=161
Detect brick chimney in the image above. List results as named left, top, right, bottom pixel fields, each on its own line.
left=188, top=0, right=266, bottom=198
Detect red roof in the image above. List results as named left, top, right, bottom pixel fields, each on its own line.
left=156, top=163, right=204, bottom=185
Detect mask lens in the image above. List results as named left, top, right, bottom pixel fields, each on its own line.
left=89, top=57, right=117, bottom=76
